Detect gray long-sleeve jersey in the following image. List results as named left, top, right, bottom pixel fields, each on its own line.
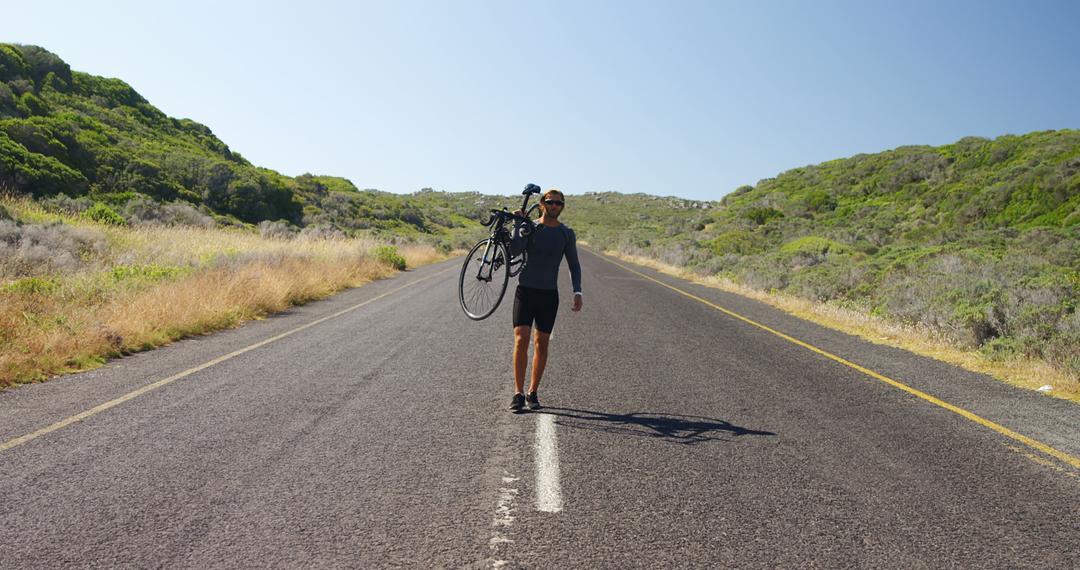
left=509, top=220, right=582, bottom=293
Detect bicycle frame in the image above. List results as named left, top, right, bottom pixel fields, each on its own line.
left=474, top=191, right=540, bottom=281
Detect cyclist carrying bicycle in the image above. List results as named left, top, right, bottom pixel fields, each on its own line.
left=507, top=188, right=583, bottom=412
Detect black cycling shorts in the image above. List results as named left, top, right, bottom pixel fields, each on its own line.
left=512, top=285, right=559, bottom=334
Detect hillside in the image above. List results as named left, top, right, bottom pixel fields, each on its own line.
left=2, top=43, right=1076, bottom=384
left=0, top=44, right=483, bottom=247
left=569, top=131, right=1080, bottom=381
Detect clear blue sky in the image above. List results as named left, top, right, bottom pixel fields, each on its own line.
left=8, top=0, right=1080, bottom=201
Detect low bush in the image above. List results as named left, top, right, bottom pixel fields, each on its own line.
left=83, top=202, right=126, bottom=226
left=707, top=230, right=757, bottom=256
left=733, top=256, right=789, bottom=292
left=121, top=197, right=215, bottom=227
left=258, top=220, right=298, bottom=239
left=787, top=255, right=866, bottom=301
left=299, top=225, right=346, bottom=240
left=40, top=194, right=93, bottom=215
left=1, top=276, right=60, bottom=294
left=374, top=245, right=407, bottom=270
left=743, top=206, right=784, bottom=225
left=779, top=236, right=849, bottom=258
left=0, top=219, right=107, bottom=277
left=109, top=264, right=189, bottom=284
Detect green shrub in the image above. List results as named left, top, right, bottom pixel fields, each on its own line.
left=0, top=44, right=32, bottom=81
left=1, top=276, right=59, bottom=294
left=83, top=202, right=126, bottom=225
left=780, top=236, right=849, bottom=257
left=0, top=203, right=10, bottom=221
left=17, top=92, right=50, bottom=116
left=1043, top=327, right=1080, bottom=376
left=787, top=255, right=865, bottom=301
left=743, top=206, right=784, bottom=225
left=707, top=230, right=757, bottom=255
left=0, top=130, right=89, bottom=196
left=374, top=245, right=406, bottom=270
left=89, top=191, right=141, bottom=207
left=803, top=190, right=837, bottom=213
left=979, top=336, right=1023, bottom=362
left=721, top=185, right=754, bottom=205
left=109, top=264, right=187, bottom=283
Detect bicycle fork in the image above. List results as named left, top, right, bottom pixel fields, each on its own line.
left=474, top=239, right=496, bottom=282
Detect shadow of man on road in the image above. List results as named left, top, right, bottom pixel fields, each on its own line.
left=536, top=407, right=775, bottom=445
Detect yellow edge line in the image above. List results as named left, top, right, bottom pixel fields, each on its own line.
left=591, top=250, right=1080, bottom=472
left=0, top=267, right=455, bottom=454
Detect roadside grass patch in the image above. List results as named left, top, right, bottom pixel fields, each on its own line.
left=0, top=195, right=448, bottom=387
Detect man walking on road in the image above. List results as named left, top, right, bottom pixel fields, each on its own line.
left=507, top=189, right=583, bottom=412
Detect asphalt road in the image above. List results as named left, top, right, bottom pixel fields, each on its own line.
left=1, top=247, right=1078, bottom=568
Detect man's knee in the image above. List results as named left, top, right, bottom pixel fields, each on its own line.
left=514, top=326, right=531, bottom=346
left=533, top=331, right=551, bottom=351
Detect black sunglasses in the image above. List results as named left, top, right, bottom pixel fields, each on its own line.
left=543, top=199, right=565, bottom=206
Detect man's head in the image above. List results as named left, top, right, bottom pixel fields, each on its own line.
left=539, top=189, right=565, bottom=219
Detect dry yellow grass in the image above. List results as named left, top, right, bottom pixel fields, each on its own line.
left=0, top=196, right=449, bottom=387
left=603, top=250, right=1080, bottom=404
left=397, top=243, right=447, bottom=268
left=1, top=257, right=396, bottom=384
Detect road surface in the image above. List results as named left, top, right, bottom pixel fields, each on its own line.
left=1, top=248, right=1078, bottom=568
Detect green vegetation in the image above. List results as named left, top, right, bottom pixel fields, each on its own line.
left=374, top=245, right=407, bottom=271
left=1, top=44, right=297, bottom=222
left=1, top=275, right=59, bottom=295
left=83, top=202, right=125, bottom=225
left=2, top=42, right=1077, bottom=386
left=571, top=131, right=1080, bottom=381
left=108, top=264, right=190, bottom=284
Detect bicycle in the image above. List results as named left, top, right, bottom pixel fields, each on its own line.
left=458, top=183, right=542, bottom=320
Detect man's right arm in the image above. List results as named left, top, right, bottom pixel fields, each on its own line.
left=508, top=216, right=529, bottom=256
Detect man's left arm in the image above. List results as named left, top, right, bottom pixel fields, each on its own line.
left=565, top=229, right=583, bottom=312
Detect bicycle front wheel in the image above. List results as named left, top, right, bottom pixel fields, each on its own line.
left=459, top=238, right=510, bottom=320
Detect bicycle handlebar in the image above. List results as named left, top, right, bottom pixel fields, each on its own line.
left=482, top=208, right=533, bottom=227
left=480, top=183, right=542, bottom=228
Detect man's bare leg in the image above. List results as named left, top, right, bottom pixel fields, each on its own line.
left=513, top=325, right=532, bottom=394
left=529, top=330, right=551, bottom=394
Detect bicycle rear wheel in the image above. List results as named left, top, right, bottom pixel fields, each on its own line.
left=459, top=238, right=510, bottom=320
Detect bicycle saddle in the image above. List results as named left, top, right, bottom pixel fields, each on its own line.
left=522, top=183, right=541, bottom=195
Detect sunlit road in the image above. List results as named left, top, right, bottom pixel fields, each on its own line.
left=2, top=249, right=1078, bottom=568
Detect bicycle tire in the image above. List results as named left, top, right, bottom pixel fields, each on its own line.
left=459, top=238, right=510, bottom=320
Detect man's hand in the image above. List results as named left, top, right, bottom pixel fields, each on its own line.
left=572, top=294, right=583, bottom=312
left=512, top=209, right=526, bottom=218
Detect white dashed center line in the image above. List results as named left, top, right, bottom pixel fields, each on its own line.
left=488, top=470, right=520, bottom=567
left=534, top=413, right=563, bottom=512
